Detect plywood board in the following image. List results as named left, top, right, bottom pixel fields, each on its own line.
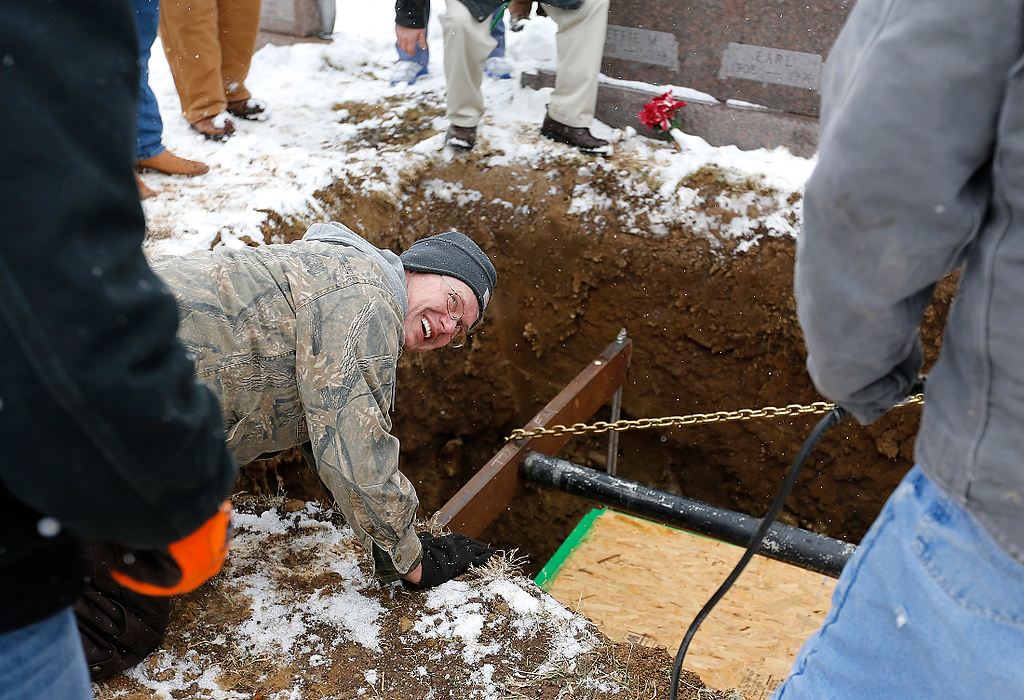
left=538, top=509, right=836, bottom=699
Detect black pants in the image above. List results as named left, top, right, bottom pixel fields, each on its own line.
left=73, top=542, right=171, bottom=679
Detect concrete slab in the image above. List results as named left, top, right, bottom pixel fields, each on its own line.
left=256, top=30, right=332, bottom=52
left=523, top=0, right=853, bottom=153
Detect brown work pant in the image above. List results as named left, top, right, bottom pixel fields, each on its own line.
left=159, top=0, right=262, bottom=124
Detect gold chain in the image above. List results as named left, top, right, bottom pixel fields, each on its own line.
left=507, top=395, right=924, bottom=442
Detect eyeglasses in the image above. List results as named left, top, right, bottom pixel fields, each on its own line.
left=441, top=276, right=468, bottom=349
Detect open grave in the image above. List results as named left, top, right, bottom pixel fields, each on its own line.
left=241, top=156, right=951, bottom=575
left=114, top=4, right=961, bottom=692
left=225, top=155, right=955, bottom=697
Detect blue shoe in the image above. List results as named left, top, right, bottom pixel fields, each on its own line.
left=484, top=56, right=512, bottom=80
left=390, top=60, right=427, bottom=86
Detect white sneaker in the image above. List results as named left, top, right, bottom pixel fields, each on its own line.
left=390, top=60, right=427, bottom=86
left=484, top=56, right=512, bottom=80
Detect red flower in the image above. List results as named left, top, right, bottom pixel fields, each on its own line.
left=638, top=91, right=687, bottom=132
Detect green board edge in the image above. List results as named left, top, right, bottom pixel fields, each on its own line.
left=533, top=507, right=743, bottom=590
left=534, top=508, right=605, bottom=590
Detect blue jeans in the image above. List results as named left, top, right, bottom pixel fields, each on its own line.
left=771, top=466, right=1024, bottom=699
left=0, top=608, right=93, bottom=700
left=396, top=1, right=506, bottom=67
left=133, top=0, right=164, bottom=160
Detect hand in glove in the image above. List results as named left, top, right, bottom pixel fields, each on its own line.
left=109, top=501, right=234, bottom=596
left=406, top=532, right=495, bottom=589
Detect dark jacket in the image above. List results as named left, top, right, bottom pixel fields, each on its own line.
left=0, top=0, right=237, bottom=633
left=796, top=0, right=1024, bottom=567
left=396, top=0, right=580, bottom=28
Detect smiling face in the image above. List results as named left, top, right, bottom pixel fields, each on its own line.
left=403, top=271, right=481, bottom=352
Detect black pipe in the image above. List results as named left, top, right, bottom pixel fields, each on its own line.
left=522, top=451, right=855, bottom=578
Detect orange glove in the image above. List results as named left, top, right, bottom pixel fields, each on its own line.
left=110, top=501, right=233, bottom=596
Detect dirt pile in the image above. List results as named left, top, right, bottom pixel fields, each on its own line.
left=93, top=496, right=738, bottom=700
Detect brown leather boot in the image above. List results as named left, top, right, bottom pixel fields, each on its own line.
left=136, top=150, right=209, bottom=177
left=134, top=173, right=156, bottom=199
left=190, top=114, right=235, bottom=141
left=540, top=114, right=612, bottom=155
left=446, top=125, right=477, bottom=151
left=227, top=98, right=268, bottom=121
left=509, top=0, right=533, bottom=31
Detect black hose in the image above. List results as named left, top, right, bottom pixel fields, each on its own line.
left=669, top=404, right=849, bottom=700
left=522, top=452, right=855, bottom=577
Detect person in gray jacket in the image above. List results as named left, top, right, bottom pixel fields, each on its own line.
left=772, top=2, right=1024, bottom=698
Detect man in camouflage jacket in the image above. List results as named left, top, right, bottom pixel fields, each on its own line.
left=75, top=223, right=497, bottom=677
left=157, top=222, right=497, bottom=583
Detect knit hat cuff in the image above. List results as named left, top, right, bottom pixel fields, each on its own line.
left=399, top=232, right=497, bottom=327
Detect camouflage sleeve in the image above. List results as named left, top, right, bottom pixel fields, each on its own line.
left=295, top=282, right=422, bottom=582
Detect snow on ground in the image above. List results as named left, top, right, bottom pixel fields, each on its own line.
left=96, top=502, right=616, bottom=700
left=140, top=0, right=815, bottom=258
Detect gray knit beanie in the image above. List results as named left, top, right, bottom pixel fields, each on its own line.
left=400, top=232, right=497, bottom=327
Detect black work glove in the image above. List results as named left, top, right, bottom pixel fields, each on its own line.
left=75, top=542, right=172, bottom=679
left=407, top=532, right=495, bottom=589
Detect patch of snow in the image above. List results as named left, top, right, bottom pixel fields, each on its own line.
left=138, top=1, right=812, bottom=259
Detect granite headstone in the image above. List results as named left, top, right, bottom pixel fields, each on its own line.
left=523, top=0, right=854, bottom=155
left=259, top=0, right=335, bottom=37
left=602, top=0, right=855, bottom=118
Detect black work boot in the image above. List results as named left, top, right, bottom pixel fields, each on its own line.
left=540, top=114, right=612, bottom=155
left=446, top=125, right=477, bottom=150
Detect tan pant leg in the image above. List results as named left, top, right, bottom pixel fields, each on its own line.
left=217, top=0, right=261, bottom=103
left=543, top=0, right=609, bottom=128
left=439, top=0, right=497, bottom=128
left=159, top=0, right=225, bottom=123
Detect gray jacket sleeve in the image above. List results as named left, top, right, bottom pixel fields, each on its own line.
left=795, top=0, right=1023, bottom=423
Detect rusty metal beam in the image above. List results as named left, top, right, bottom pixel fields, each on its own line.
left=430, top=334, right=632, bottom=538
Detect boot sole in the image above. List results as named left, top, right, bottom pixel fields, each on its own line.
left=136, top=166, right=208, bottom=177
left=540, top=129, right=610, bottom=155
left=190, top=125, right=234, bottom=142
left=136, top=161, right=209, bottom=177
left=227, top=111, right=268, bottom=122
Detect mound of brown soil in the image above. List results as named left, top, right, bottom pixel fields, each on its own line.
left=93, top=497, right=738, bottom=700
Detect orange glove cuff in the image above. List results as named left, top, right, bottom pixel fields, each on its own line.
left=111, top=501, right=234, bottom=596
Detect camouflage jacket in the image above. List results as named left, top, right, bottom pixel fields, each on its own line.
left=151, top=240, right=421, bottom=581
